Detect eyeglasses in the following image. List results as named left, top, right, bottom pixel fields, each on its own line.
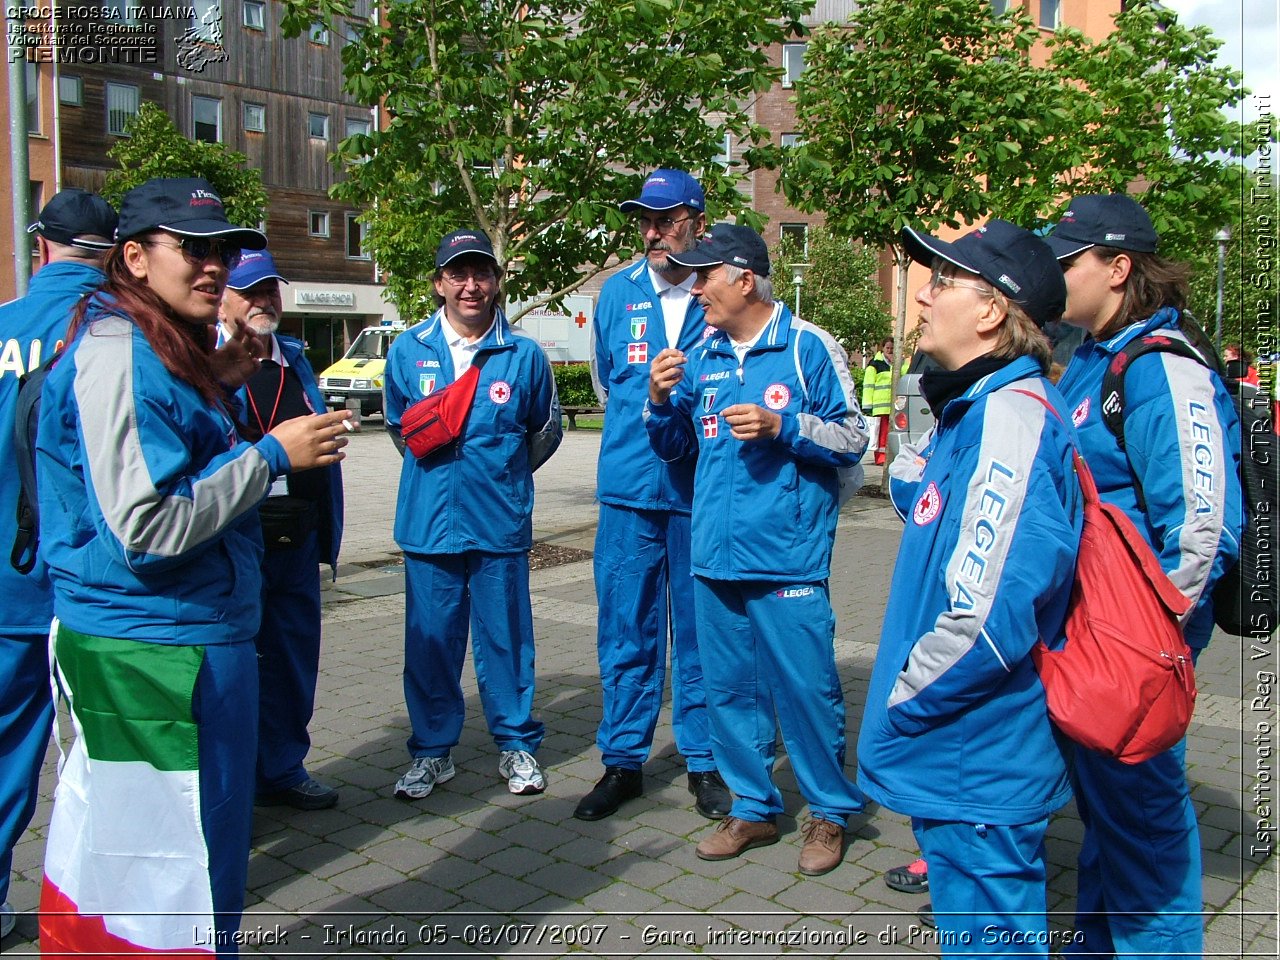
left=929, top=265, right=992, bottom=296
left=141, top=237, right=242, bottom=270
left=440, top=267, right=497, bottom=286
left=637, top=214, right=693, bottom=236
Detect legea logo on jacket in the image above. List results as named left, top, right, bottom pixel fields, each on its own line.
left=626, top=301, right=653, bottom=312
left=913, top=481, right=942, bottom=525
left=776, top=586, right=815, bottom=599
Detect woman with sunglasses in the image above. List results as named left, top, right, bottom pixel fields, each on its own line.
left=859, top=220, right=1082, bottom=956
left=36, top=178, right=352, bottom=957
left=1046, top=195, right=1241, bottom=959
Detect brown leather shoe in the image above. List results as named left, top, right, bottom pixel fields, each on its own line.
left=695, top=816, right=779, bottom=861
left=798, top=817, right=845, bottom=876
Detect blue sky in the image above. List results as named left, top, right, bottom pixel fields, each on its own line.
left=1162, top=0, right=1275, bottom=125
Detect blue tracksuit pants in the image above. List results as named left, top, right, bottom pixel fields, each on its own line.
left=194, top=641, right=259, bottom=957
left=593, top=504, right=711, bottom=771
left=914, top=817, right=1052, bottom=958
left=403, top=551, right=543, bottom=757
left=692, top=576, right=864, bottom=825
left=0, top=630, right=53, bottom=904
left=1063, top=737, right=1203, bottom=958
left=254, top=531, right=323, bottom=794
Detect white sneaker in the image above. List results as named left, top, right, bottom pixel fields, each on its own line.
left=394, top=755, right=455, bottom=799
left=498, top=750, right=546, bottom=795
left=1, top=901, right=16, bottom=939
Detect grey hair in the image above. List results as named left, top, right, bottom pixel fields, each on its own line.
left=721, top=264, right=774, bottom=304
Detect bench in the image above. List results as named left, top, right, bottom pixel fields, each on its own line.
left=562, top=406, right=604, bottom=430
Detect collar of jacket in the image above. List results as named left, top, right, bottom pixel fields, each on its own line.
left=703, top=301, right=790, bottom=358
left=1094, top=306, right=1181, bottom=356
left=936, top=354, right=1045, bottom=428
left=415, top=304, right=517, bottom=356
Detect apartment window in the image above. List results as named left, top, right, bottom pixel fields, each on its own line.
left=243, top=102, right=265, bottom=133
left=782, top=43, right=807, bottom=88
left=59, top=74, right=82, bottom=106
left=29, top=182, right=43, bottom=228
left=309, top=113, right=329, bottom=139
left=309, top=21, right=329, bottom=44
left=309, top=211, right=330, bottom=237
left=991, top=0, right=1009, bottom=14
left=1039, top=0, right=1060, bottom=28
left=25, top=63, right=39, bottom=134
left=192, top=0, right=220, bottom=42
left=780, top=223, right=809, bottom=252
left=106, top=82, right=140, bottom=136
left=712, top=132, right=731, bottom=166
left=346, top=213, right=369, bottom=259
left=780, top=132, right=804, bottom=148
left=192, top=96, right=221, bottom=143
left=344, top=117, right=372, bottom=138
left=242, top=0, right=265, bottom=30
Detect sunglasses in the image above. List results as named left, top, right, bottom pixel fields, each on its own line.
left=141, top=236, right=243, bottom=270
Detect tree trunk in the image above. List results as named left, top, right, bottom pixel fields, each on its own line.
left=880, top=244, right=911, bottom=492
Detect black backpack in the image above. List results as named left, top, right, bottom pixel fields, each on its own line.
left=10, top=350, right=60, bottom=575
left=1100, top=319, right=1278, bottom=637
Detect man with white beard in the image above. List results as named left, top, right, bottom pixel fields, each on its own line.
left=218, top=249, right=345, bottom=810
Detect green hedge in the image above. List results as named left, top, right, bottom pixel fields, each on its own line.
left=554, top=363, right=598, bottom=407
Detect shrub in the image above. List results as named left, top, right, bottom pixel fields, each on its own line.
left=554, top=363, right=598, bottom=407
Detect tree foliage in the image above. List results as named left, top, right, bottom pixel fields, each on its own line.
left=102, top=103, right=268, bottom=226
left=771, top=228, right=892, bottom=359
left=280, top=0, right=811, bottom=321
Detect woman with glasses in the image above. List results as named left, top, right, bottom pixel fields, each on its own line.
left=858, top=220, right=1082, bottom=956
left=36, top=178, right=352, bottom=957
left=1046, top=194, right=1241, bottom=959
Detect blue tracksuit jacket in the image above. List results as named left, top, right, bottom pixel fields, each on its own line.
left=37, top=300, right=290, bottom=645
left=1055, top=307, right=1242, bottom=648
left=384, top=307, right=562, bottom=554
left=592, top=261, right=707, bottom=513
left=859, top=358, right=1083, bottom=825
left=644, top=302, right=868, bottom=581
left=0, top=261, right=104, bottom=632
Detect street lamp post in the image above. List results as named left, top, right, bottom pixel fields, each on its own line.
left=1214, top=227, right=1231, bottom=356
left=790, top=262, right=809, bottom=317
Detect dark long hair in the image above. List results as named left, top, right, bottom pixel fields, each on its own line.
left=68, top=239, right=223, bottom=404
left=1094, top=246, right=1192, bottom=338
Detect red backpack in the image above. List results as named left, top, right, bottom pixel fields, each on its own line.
left=1018, top=390, right=1195, bottom=765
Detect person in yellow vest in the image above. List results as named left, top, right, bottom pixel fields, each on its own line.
left=861, top=337, right=893, bottom=465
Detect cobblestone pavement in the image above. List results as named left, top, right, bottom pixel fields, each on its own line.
left=4, top=427, right=1276, bottom=957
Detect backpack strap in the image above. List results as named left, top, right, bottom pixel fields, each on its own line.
left=1010, top=387, right=1099, bottom=507
left=11, top=349, right=61, bottom=574
left=1098, top=321, right=1221, bottom=511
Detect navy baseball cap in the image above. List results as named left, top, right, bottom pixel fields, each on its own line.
left=435, top=229, right=497, bottom=268
left=226, top=249, right=288, bottom=290
left=115, top=177, right=267, bottom=249
left=1043, top=194, right=1159, bottom=259
left=668, top=222, right=770, bottom=277
left=27, top=189, right=117, bottom=250
left=902, top=219, right=1066, bottom=328
left=619, top=169, right=705, bottom=213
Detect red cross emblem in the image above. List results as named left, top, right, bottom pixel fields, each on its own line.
left=763, top=383, right=791, bottom=410
left=574, top=311, right=588, bottom=329
left=701, top=415, right=719, bottom=438
left=489, top=380, right=512, bottom=404
left=914, top=481, right=942, bottom=526
left=628, top=342, right=648, bottom=364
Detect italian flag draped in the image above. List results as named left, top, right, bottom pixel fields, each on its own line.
left=40, top=624, right=216, bottom=956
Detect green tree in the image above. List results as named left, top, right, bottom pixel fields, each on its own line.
left=770, top=0, right=1057, bottom=378
left=771, top=228, right=892, bottom=359
left=102, top=103, right=268, bottom=226
left=1043, top=0, right=1252, bottom=265
left=280, top=0, right=810, bottom=321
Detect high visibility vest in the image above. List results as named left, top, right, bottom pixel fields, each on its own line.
left=861, top=352, right=893, bottom=416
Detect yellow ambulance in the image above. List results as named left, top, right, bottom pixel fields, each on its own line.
left=317, top=321, right=405, bottom=416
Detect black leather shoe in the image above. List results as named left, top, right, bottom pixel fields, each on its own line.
left=574, top=767, right=643, bottom=821
left=256, top=777, right=339, bottom=811
left=687, top=770, right=732, bottom=819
